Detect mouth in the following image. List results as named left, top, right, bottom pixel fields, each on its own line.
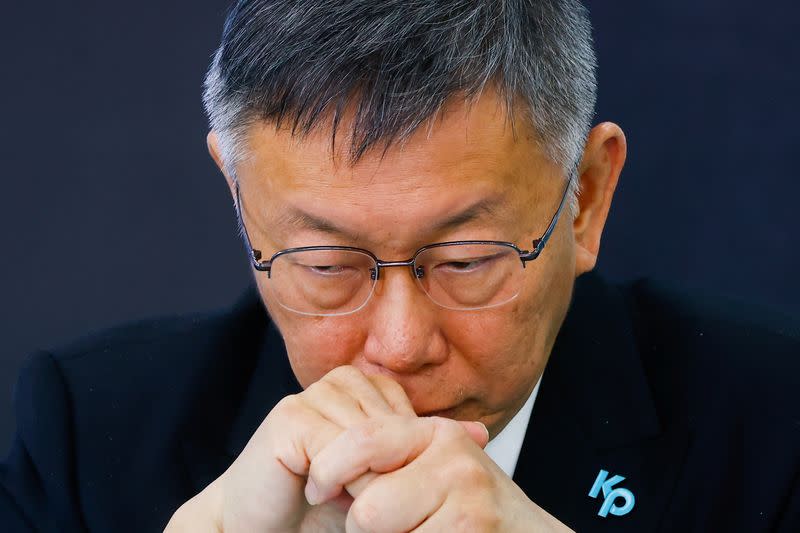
left=416, top=405, right=462, bottom=419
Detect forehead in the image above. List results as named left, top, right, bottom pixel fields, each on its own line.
left=234, top=91, right=552, bottom=194
left=235, top=91, right=560, bottom=247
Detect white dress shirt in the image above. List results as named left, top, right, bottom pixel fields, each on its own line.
left=483, top=374, right=542, bottom=478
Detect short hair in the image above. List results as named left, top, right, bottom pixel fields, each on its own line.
left=203, top=0, right=596, bottom=204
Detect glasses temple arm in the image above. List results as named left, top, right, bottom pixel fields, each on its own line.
left=234, top=181, right=271, bottom=272
left=521, top=165, right=577, bottom=261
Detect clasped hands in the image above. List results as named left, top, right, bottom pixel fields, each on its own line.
left=165, top=366, right=571, bottom=532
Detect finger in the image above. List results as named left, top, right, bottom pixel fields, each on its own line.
left=267, top=396, right=384, bottom=511
left=366, top=373, right=416, bottom=416
left=222, top=396, right=348, bottom=530
left=341, top=469, right=377, bottom=500
left=312, top=418, right=489, bottom=503
left=345, top=457, right=447, bottom=533
left=324, top=366, right=395, bottom=417
left=457, top=420, right=489, bottom=448
left=300, top=378, right=372, bottom=428
left=309, top=416, right=472, bottom=505
left=351, top=455, right=502, bottom=533
left=264, top=396, right=344, bottom=476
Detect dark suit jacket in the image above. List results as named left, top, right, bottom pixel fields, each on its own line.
left=1, top=272, right=798, bottom=532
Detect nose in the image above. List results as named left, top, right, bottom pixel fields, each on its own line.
left=362, top=265, right=448, bottom=374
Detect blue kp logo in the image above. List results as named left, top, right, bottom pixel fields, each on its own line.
left=588, top=469, right=635, bottom=518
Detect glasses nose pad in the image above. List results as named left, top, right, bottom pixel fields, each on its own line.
left=369, top=267, right=378, bottom=281
left=414, top=265, right=425, bottom=279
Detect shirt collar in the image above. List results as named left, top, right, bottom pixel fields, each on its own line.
left=484, top=374, right=542, bottom=477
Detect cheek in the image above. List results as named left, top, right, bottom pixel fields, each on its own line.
left=440, top=268, right=562, bottom=405
left=287, top=319, right=367, bottom=387
left=258, top=282, right=366, bottom=388
left=442, top=299, right=544, bottom=382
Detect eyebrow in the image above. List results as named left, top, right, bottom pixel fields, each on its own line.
left=275, top=194, right=507, bottom=243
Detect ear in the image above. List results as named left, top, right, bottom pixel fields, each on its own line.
left=207, top=131, right=236, bottom=198
left=572, top=122, right=627, bottom=276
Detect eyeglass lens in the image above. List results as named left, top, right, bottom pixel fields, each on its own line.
left=266, top=244, right=523, bottom=316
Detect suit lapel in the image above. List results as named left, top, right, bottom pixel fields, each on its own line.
left=513, top=272, right=690, bottom=531
left=223, top=318, right=303, bottom=460
left=180, top=287, right=302, bottom=497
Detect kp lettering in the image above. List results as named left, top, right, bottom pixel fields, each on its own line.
left=588, top=469, right=635, bottom=518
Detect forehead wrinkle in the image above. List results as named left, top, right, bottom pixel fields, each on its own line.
left=430, top=191, right=508, bottom=235
left=271, top=190, right=511, bottom=248
left=274, top=205, right=365, bottom=242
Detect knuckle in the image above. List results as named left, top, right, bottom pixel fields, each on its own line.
left=349, top=498, right=381, bottom=531
left=447, top=457, right=493, bottom=489
left=302, top=379, right=355, bottom=410
left=263, top=394, right=303, bottom=432
left=304, top=378, right=337, bottom=399
left=273, top=394, right=323, bottom=429
left=326, top=364, right=362, bottom=383
left=374, top=374, right=406, bottom=397
left=264, top=396, right=319, bottom=466
left=453, top=507, right=501, bottom=532
left=368, top=372, right=394, bottom=389
left=348, top=420, right=381, bottom=448
left=267, top=394, right=314, bottom=430
left=433, top=416, right=469, bottom=441
left=461, top=460, right=493, bottom=488
left=272, top=393, right=302, bottom=417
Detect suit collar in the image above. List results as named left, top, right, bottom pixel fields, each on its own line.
left=513, top=271, right=689, bottom=531
left=538, top=270, right=662, bottom=449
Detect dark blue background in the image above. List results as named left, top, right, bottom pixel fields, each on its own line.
left=1, top=1, right=798, bottom=454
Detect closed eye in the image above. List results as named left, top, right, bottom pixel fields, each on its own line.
left=437, top=255, right=500, bottom=272
left=305, top=265, right=351, bottom=275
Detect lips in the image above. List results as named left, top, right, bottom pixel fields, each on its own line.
left=417, top=405, right=461, bottom=419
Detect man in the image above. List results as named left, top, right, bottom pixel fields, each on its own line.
left=2, top=0, right=798, bottom=531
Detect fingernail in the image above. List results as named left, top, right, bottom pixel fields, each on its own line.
left=474, top=421, right=489, bottom=440
left=305, top=478, right=321, bottom=505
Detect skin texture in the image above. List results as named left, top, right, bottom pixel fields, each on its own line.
left=165, top=88, right=626, bottom=532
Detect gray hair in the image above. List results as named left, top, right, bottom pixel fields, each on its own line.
left=202, top=0, right=597, bottom=215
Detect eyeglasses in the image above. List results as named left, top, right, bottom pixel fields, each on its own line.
left=233, top=169, right=574, bottom=316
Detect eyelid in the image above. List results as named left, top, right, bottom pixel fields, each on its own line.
left=304, top=265, right=354, bottom=276
left=429, top=250, right=505, bottom=262
left=436, top=254, right=501, bottom=269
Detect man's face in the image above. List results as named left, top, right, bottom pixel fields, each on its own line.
left=229, top=91, right=579, bottom=437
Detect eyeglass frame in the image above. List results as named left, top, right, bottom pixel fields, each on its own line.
left=232, top=165, right=575, bottom=284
